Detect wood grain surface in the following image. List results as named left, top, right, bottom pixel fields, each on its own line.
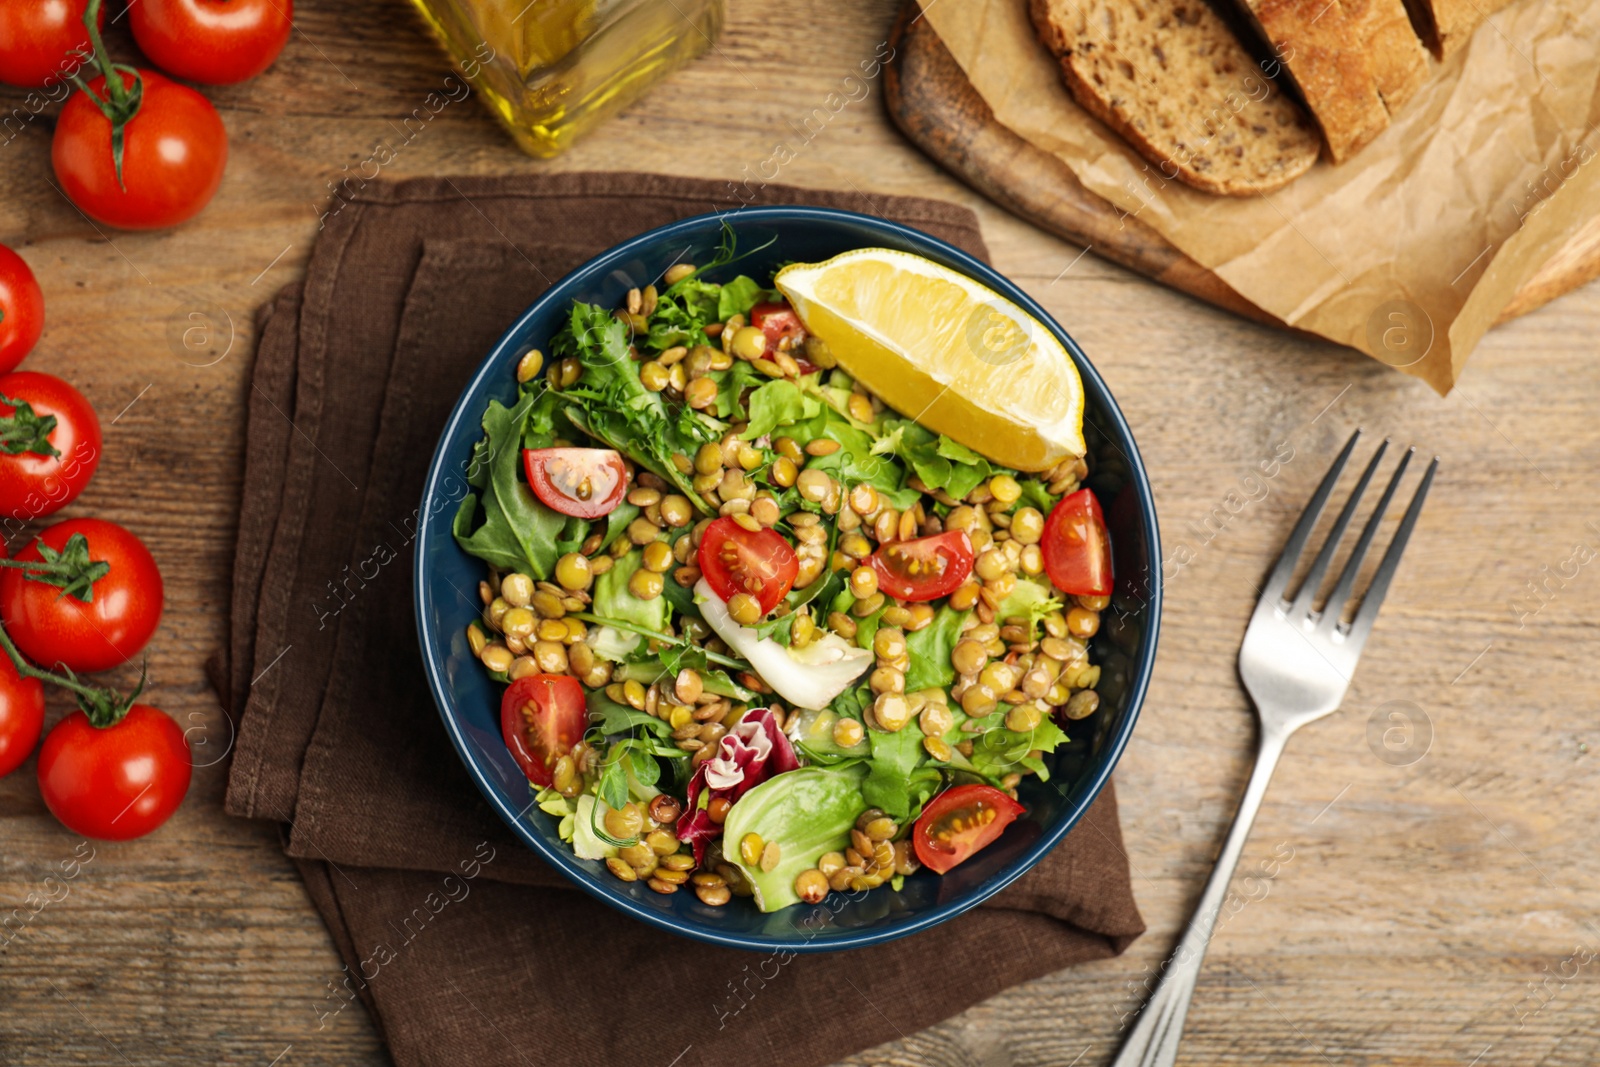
left=1, top=1, right=1597, bottom=1065
left=883, top=2, right=1600, bottom=332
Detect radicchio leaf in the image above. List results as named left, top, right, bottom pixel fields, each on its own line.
left=675, top=707, right=799, bottom=864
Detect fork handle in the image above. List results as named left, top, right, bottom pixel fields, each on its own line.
left=1109, top=727, right=1290, bottom=1067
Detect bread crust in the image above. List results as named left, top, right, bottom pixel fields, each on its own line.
left=1236, top=0, right=1391, bottom=161
left=1029, top=0, right=1321, bottom=196
left=1344, top=0, right=1431, bottom=112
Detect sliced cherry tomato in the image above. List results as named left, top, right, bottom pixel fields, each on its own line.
left=0, top=371, right=102, bottom=524
left=0, top=0, right=101, bottom=89
left=0, top=246, right=45, bottom=377
left=870, top=529, right=974, bottom=602
left=37, top=703, right=191, bottom=840
left=1041, top=488, right=1113, bottom=597
left=750, top=301, right=806, bottom=350
left=1, top=518, right=163, bottom=673
left=697, top=516, right=798, bottom=615
left=500, top=673, right=587, bottom=788
left=129, top=0, right=292, bottom=85
left=523, top=447, right=627, bottom=519
left=53, top=68, right=228, bottom=230
left=0, top=655, right=45, bottom=778
left=913, top=783, right=1025, bottom=875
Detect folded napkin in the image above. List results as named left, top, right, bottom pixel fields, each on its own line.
left=213, top=172, right=1145, bottom=1067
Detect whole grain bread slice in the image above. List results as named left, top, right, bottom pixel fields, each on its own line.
left=1401, top=0, right=1516, bottom=57
left=1029, top=0, right=1322, bottom=196
left=1229, top=0, right=1391, bottom=162
left=1344, top=0, right=1431, bottom=112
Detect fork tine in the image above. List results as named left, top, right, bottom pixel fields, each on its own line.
left=1316, top=447, right=1414, bottom=631
left=1261, top=429, right=1361, bottom=604
left=1287, top=439, right=1388, bottom=620
left=1345, top=456, right=1438, bottom=647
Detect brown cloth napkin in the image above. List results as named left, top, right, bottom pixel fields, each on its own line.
left=213, top=172, right=1145, bottom=1067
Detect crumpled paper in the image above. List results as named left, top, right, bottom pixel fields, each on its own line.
left=918, top=0, right=1600, bottom=393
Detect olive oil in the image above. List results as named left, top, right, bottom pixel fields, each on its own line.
left=407, top=0, right=723, bottom=157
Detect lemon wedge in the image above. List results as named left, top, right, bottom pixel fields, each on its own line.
left=775, top=248, right=1084, bottom=471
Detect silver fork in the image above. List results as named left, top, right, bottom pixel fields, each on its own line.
left=1110, top=429, right=1438, bottom=1067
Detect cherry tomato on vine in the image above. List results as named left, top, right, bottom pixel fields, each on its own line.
left=870, top=529, right=974, bottom=603
left=1, top=518, right=163, bottom=673
left=1041, top=488, right=1114, bottom=597
left=0, top=246, right=45, bottom=377
left=523, top=448, right=627, bottom=519
left=129, top=0, right=293, bottom=86
left=500, top=674, right=586, bottom=789
left=0, top=371, right=101, bottom=523
left=0, top=0, right=101, bottom=89
left=0, top=655, right=45, bottom=778
left=37, top=704, right=191, bottom=840
left=913, top=784, right=1025, bottom=875
left=53, top=68, right=228, bottom=230
left=697, top=516, right=798, bottom=615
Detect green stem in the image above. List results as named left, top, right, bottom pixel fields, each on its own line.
left=569, top=611, right=751, bottom=672
left=80, top=0, right=125, bottom=106
left=0, top=620, right=108, bottom=705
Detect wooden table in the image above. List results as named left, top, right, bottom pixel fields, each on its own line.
left=2, top=2, right=1596, bottom=1064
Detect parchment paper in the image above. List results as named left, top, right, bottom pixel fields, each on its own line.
left=919, top=0, right=1600, bottom=393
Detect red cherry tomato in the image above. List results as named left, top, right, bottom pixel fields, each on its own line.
left=129, top=0, right=292, bottom=86
left=1, top=518, right=163, bottom=673
left=870, top=529, right=974, bottom=603
left=697, top=516, right=799, bottom=615
left=0, top=246, right=45, bottom=377
left=523, top=448, right=627, bottom=519
left=913, top=784, right=1025, bottom=875
left=0, top=655, right=45, bottom=778
left=0, top=0, right=101, bottom=89
left=500, top=674, right=587, bottom=789
left=53, top=69, right=228, bottom=230
left=750, top=301, right=806, bottom=351
left=37, top=704, right=191, bottom=840
left=0, top=371, right=102, bottom=524
left=1041, top=488, right=1113, bottom=597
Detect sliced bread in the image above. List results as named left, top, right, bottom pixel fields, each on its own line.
left=1400, top=0, right=1516, bottom=57
left=1343, top=0, right=1431, bottom=112
left=1029, top=0, right=1321, bottom=196
left=1228, top=0, right=1391, bottom=162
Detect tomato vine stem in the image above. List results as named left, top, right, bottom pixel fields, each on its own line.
left=0, top=617, right=142, bottom=728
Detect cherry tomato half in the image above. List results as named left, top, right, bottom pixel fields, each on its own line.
left=697, top=516, right=799, bottom=615
left=1041, top=488, right=1113, bottom=597
left=130, top=0, right=292, bottom=85
left=0, top=246, right=44, bottom=377
left=870, top=529, right=974, bottom=603
left=500, top=673, right=587, bottom=789
left=913, top=783, right=1025, bottom=875
left=0, top=0, right=102, bottom=89
left=523, top=447, right=627, bottom=519
left=750, top=301, right=806, bottom=350
left=1, top=517, right=164, bottom=674
left=0, top=655, right=45, bottom=778
left=37, top=704, right=191, bottom=840
left=0, top=371, right=102, bottom=524
left=53, top=69, right=228, bottom=230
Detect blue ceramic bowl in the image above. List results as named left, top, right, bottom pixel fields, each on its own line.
left=414, top=206, right=1161, bottom=952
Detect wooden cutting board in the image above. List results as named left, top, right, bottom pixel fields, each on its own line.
left=883, top=3, right=1600, bottom=328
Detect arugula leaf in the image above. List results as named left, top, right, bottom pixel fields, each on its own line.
left=452, top=390, right=568, bottom=579
left=552, top=302, right=722, bottom=513
left=872, top=416, right=997, bottom=501
left=597, top=757, right=629, bottom=811
left=903, top=604, right=971, bottom=692
left=644, top=276, right=721, bottom=351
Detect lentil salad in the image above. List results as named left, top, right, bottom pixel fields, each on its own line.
left=453, top=242, right=1115, bottom=912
